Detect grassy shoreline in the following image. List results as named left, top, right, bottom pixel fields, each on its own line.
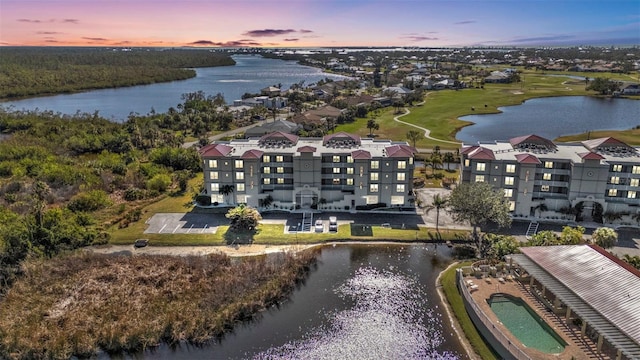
left=0, top=250, right=318, bottom=359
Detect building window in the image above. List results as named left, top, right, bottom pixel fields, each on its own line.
left=370, top=184, right=379, bottom=192
left=543, top=173, right=552, bottom=180
left=263, top=167, right=271, bottom=174
left=476, top=162, right=486, bottom=171
left=277, top=167, right=284, bottom=174
left=475, top=175, right=485, bottom=183
left=633, top=166, right=640, bottom=174
left=236, top=183, right=245, bottom=192
left=504, top=189, right=513, bottom=197
left=209, top=171, right=218, bottom=180
left=544, top=161, right=553, bottom=169
left=396, top=184, right=405, bottom=193
left=612, top=164, right=623, bottom=172
left=397, top=173, right=406, bottom=181
left=370, top=172, right=379, bottom=181
left=608, top=188, right=617, bottom=197
left=236, top=172, right=244, bottom=180
left=263, top=178, right=270, bottom=185
left=391, top=196, right=404, bottom=205
left=262, top=155, right=270, bottom=162
left=398, top=161, right=407, bottom=169
left=610, top=176, right=620, bottom=184
left=505, top=164, right=516, bottom=173
left=346, top=178, right=354, bottom=185
left=464, top=159, right=470, bottom=167
left=208, top=160, right=218, bottom=168
left=509, top=201, right=516, bottom=212
left=504, top=177, right=515, bottom=185
left=631, top=179, right=639, bottom=187
left=371, top=160, right=379, bottom=169
left=210, top=183, right=219, bottom=192
left=346, top=167, right=354, bottom=175
left=409, top=157, right=413, bottom=165
left=235, top=160, right=244, bottom=168
left=333, top=155, right=341, bottom=162
left=347, top=156, right=354, bottom=163
left=333, top=178, right=341, bottom=185
left=236, top=195, right=247, bottom=204
left=628, top=191, right=637, bottom=199
left=366, top=195, right=379, bottom=205
left=277, top=178, right=284, bottom=184
left=276, top=155, right=284, bottom=162
left=541, top=185, right=550, bottom=192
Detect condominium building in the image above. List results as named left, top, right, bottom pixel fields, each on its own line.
left=461, top=135, right=640, bottom=219
left=198, top=131, right=416, bottom=211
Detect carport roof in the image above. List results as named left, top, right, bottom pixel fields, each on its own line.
left=512, top=245, right=640, bottom=358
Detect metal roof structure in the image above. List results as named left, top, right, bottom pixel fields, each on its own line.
left=512, top=245, right=640, bottom=359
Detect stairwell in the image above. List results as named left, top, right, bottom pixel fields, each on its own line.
left=525, top=221, right=539, bottom=239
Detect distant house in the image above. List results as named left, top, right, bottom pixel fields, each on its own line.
left=622, top=84, right=640, bottom=95
left=244, top=119, right=302, bottom=138
left=261, top=86, right=281, bottom=96
left=484, top=71, right=511, bottom=84
left=234, top=96, right=288, bottom=109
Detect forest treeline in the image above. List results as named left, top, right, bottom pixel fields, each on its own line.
left=0, top=90, right=236, bottom=290
left=0, top=47, right=235, bottom=98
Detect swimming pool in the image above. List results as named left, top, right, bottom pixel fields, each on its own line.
left=487, top=293, right=566, bottom=354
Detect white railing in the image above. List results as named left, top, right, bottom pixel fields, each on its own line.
left=457, top=270, right=532, bottom=360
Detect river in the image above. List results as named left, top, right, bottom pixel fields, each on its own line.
left=457, top=96, right=640, bottom=143
left=106, top=244, right=465, bottom=360
left=0, top=55, right=348, bottom=122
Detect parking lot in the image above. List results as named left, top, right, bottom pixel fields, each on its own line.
left=144, top=213, right=219, bottom=234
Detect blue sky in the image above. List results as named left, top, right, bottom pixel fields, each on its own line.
left=1, top=0, right=639, bottom=47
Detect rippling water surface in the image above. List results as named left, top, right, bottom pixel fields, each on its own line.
left=131, top=244, right=464, bottom=360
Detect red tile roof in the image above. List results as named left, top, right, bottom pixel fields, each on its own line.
left=198, top=143, right=234, bottom=157
left=323, top=132, right=361, bottom=145
left=297, top=146, right=317, bottom=153
left=514, top=153, right=541, bottom=164
left=351, top=149, right=371, bottom=160
left=461, top=145, right=479, bottom=155
left=385, top=144, right=416, bottom=158
left=466, top=146, right=495, bottom=160
left=241, top=149, right=263, bottom=159
left=259, top=131, right=299, bottom=144
left=509, top=134, right=556, bottom=149
left=578, top=151, right=605, bottom=160
left=582, top=137, right=634, bottom=151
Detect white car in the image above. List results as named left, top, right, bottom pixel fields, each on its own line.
left=315, top=219, right=324, bottom=232
left=329, top=216, right=338, bottom=232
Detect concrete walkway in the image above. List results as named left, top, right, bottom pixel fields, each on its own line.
left=393, top=98, right=462, bottom=146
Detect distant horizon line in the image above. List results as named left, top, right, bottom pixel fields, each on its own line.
left=1, top=44, right=639, bottom=49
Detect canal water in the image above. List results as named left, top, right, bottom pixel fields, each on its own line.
left=0, top=55, right=348, bottom=122
left=107, top=244, right=465, bottom=359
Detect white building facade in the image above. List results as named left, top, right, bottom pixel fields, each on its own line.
left=461, top=135, right=640, bottom=221
left=199, top=132, right=416, bottom=211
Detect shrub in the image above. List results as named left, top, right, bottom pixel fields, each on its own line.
left=124, top=188, right=145, bottom=201
left=195, top=195, right=211, bottom=206
left=146, top=174, right=172, bottom=193
left=67, top=190, right=112, bottom=212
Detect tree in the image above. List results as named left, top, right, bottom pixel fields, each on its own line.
left=528, top=230, right=560, bottom=246
left=366, top=119, right=379, bottom=137
left=559, top=225, right=585, bottom=245
left=485, top=234, right=520, bottom=260
left=406, top=130, right=422, bottom=148
left=622, top=255, right=640, bottom=270
left=428, top=152, right=442, bottom=175
left=424, top=193, right=448, bottom=233
left=586, top=77, right=620, bottom=95
left=447, top=182, right=512, bottom=257
left=219, top=184, right=235, bottom=205
left=592, top=227, right=618, bottom=249
left=443, top=152, right=455, bottom=171
left=225, top=204, right=262, bottom=232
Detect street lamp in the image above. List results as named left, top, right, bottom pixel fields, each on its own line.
left=296, top=222, right=301, bottom=242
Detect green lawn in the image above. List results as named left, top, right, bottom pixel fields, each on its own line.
left=336, top=69, right=639, bottom=149
left=555, top=127, right=640, bottom=145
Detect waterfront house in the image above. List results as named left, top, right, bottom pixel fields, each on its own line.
left=244, top=119, right=301, bottom=138
left=199, top=132, right=416, bottom=211
left=622, top=84, right=640, bottom=95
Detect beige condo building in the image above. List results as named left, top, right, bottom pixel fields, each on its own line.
left=199, top=132, right=416, bottom=211
left=461, top=135, right=640, bottom=221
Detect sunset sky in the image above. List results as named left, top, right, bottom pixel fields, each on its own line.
left=1, top=0, right=639, bottom=48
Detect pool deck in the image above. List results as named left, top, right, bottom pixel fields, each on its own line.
left=465, top=275, right=614, bottom=360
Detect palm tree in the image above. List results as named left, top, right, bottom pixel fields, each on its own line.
left=424, top=193, right=448, bottom=233
left=406, top=130, right=422, bottom=148
left=534, top=203, right=548, bottom=218
left=219, top=184, right=235, bottom=205
left=443, top=152, right=455, bottom=171
left=366, top=119, right=379, bottom=137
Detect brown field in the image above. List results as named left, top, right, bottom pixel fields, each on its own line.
left=0, top=250, right=318, bottom=360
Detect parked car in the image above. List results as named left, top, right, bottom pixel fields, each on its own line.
left=329, top=216, right=338, bottom=232
left=315, top=219, right=324, bottom=233
left=134, top=239, right=148, bottom=248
